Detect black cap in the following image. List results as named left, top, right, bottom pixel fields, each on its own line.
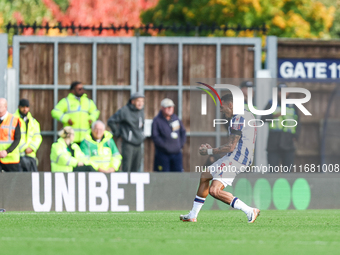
left=278, top=83, right=287, bottom=90
left=19, top=99, right=29, bottom=107
left=240, top=80, right=254, bottom=88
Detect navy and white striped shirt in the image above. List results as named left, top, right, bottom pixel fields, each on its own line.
left=227, top=110, right=257, bottom=166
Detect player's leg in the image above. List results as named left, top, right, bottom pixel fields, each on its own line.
left=180, top=171, right=212, bottom=222
left=209, top=180, right=260, bottom=223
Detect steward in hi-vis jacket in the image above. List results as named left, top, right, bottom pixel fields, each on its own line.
left=51, top=81, right=100, bottom=144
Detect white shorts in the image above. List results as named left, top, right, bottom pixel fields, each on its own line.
left=208, top=156, right=244, bottom=187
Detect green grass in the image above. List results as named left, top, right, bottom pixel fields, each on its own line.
left=1, top=210, right=340, bottom=255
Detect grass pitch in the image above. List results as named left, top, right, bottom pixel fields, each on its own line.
left=1, top=210, right=340, bottom=255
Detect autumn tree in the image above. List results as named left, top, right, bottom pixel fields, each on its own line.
left=42, top=0, right=158, bottom=36
left=141, top=0, right=335, bottom=38
left=0, top=0, right=158, bottom=36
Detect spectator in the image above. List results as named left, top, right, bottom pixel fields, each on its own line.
left=108, top=92, right=145, bottom=172
left=261, top=83, right=300, bottom=167
left=0, top=98, right=21, bottom=172
left=80, top=120, right=122, bottom=173
left=51, top=81, right=100, bottom=144
left=50, top=127, right=95, bottom=172
left=151, top=98, right=186, bottom=172
left=14, top=99, right=42, bottom=172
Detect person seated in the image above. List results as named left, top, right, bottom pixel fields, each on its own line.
left=50, top=127, right=95, bottom=172
left=80, top=120, right=122, bottom=173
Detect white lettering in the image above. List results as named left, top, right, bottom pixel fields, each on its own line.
left=248, top=119, right=264, bottom=127
left=32, top=173, right=52, bottom=212
left=248, top=88, right=278, bottom=115
left=89, top=173, right=109, bottom=212
left=280, top=61, right=294, bottom=78
left=315, top=62, right=327, bottom=78
left=281, top=119, right=298, bottom=127
left=213, top=119, right=228, bottom=127
left=131, top=173, right=150, bottom=212
left=304, top=62, right=315, bottom=78
left=281, top=88, right=312, bottom=116
left=294, top=62, right=306, bottom=78
left=215, top=84, right=245, bottom=114
left=201, top=94, right=207, bottom=115
left=265, top=119, right=280, bottom=128
left=78, top=173, right=86, bottom=212
left=55, top=173, right=75, bottom=212
left=111, top=173, right=129, bottom=212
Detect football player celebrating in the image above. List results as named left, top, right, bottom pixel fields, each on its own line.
left=180, top=92, right=260, bottom=223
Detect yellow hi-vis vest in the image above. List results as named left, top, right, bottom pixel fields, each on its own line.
left=269, top=105, right=298, bottom=134
left=50, top=138, right=89, bottom=172
left=51, top=93, right=100, bottom=143
left=0, top=113, right=20, bottom=164
left=14, top=110, right=42, bottom=158
left=80, top=131, right=122, bottom=171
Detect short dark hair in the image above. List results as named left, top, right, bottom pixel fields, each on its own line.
left=221, top=93, right=233, bottom=103
left=70, top=81, right=82, bottom=90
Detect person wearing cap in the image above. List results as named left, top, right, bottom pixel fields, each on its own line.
left=107, top=92, right=145, bottom=172
left=261, top=83, right=300, bottom=167
left=14, top=99, right=42, bottom=172
left=151, top=98, right=186, bottom=172
left=80, top=120, right=122, bottom=173
left=51, top=81, right=100, bottom=144
left=0, top=98, right=21, bottom=172
left=50, top=126, right=95, bottom=172
left=240, top=80, right=254, bottom=111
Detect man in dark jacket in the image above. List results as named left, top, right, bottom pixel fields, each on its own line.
left=108, top=92, right=145, bottom=172
left=261, top=84, right=300, bottom=167
left=152, top=98, right=186, bottom=172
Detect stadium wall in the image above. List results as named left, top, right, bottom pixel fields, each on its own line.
left=0, top=172, right=338, bottom=211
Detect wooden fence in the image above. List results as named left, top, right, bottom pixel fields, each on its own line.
left=17, top=41, right=255, bottom=172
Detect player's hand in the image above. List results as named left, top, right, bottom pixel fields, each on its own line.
left=199, top=145, right=208, bottom=156
left=25, top=148, right=33, bottom=154
left=205, top=143, right=212, bottom=149
left=68, top=119, right=74, bottom=126
left=77, top=162, right=84, bottom=167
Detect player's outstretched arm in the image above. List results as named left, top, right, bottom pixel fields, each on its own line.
left=199, top=134, right=241, bottom=155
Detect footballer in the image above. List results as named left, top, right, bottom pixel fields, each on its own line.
left=180, top=92, right=260, bottom=223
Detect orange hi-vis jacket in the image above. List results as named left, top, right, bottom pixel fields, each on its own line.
left=0, top=113, right=20, bottom=164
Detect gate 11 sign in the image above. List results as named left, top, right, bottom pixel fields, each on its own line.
left=278, top=59, right=340, bottom=79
